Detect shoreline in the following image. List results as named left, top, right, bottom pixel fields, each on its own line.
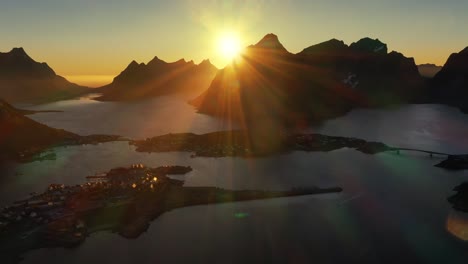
left=0, top=164, right=342, bottom=263
left=130, top=131, right=392, bottom=158
left=130, top=131, right=468, bottom=170
left=1, top=135, right=127, bottom=164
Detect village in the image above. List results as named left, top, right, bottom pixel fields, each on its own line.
left=0, top=163, right=342, bottom=263
left=0, top=164, right=192, bottom=250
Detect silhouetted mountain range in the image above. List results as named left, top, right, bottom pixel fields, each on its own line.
left=428, top=47, right=468, bottom=112
left=2, top=35, right=467, bottom=125
left=96, top=57, right=217, bottom=101
left=191, top=34, right=424, bottom=139
left=300, top=39, right=348, bottom=55
left=418, top=63, right=442, bottom=78
left=0, top=48, right=88, bottom=103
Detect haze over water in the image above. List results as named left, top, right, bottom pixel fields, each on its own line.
left=3, top=96, right=467, bottom=263
left=2, top=1, right=468, bottom=263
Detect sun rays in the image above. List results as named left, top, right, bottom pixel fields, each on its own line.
left=217, top=32, right=242, bottom=62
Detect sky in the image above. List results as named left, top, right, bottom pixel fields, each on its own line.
left=1, top=0, right=468, bottom=86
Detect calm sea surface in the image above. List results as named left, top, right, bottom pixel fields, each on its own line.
left=4, top=96, right=468, bottom=263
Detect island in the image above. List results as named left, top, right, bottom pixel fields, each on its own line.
left=130, top=130, right=392, bottom=157
left=131, top=131, right=468, bottom=171
left=435, top=155, right=468, bottom=170
left=0, top=164, right=342, bottom=263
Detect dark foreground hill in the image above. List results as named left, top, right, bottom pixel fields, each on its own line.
left=0, top=48, right=89, bottom=103
left=428, top=47, right=468, bottom=112
left=0, top=99, right=120, bottom=162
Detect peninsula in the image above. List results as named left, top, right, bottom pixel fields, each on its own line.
left=0, top=164, right=342, bottom=263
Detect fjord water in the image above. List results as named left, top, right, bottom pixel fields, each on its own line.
left=20, top=94, right=237, bottom=139
left=5, top=96, right=468, bottom=263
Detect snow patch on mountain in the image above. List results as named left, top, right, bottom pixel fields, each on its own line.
left=374, top=45, right=385, bottom=53
left=343, top=73, right=359, bottom=88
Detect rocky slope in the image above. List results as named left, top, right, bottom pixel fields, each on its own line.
left=191, top=34, right=424, bottom=141
left=428, top=47, right=468, bottom=112
left=0, top=48, right=89, bottom=103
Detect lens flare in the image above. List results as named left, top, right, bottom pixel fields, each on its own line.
left=218, top=33, right=241, bottom=60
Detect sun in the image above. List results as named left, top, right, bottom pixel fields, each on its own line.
left=218, top=33, right=242, bottom=60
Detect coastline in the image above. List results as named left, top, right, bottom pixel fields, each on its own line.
left=0, top=165, right=342, bottom=263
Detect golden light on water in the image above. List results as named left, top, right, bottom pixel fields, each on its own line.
left=447, top=211, right=468, bottom=241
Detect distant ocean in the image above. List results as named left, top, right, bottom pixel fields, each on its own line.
left=64, top=75, right=115, bottom=87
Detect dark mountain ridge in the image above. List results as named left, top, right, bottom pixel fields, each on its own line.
left=96, top=57, right=218, bottom=101
left=192, top=34, right=423, bottom=124
left=0, top=48, right=89, bottom=103
left=418, top=63, right=443, bottom=78
left=190, top=34, right=424, bottom=151
left=0, top=48, right=55, bottom=79
left=428, top=47, right=468, bottom=112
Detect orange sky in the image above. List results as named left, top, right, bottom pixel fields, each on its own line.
left=2, top=0, right=468, bottom=87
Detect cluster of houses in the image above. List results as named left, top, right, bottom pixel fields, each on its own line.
left=0, top=183, right=78, bottom=230
left=0, top=164, right=188, bottom=236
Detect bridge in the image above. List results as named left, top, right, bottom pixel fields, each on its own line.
left=386, top=147, right=451, bottom=158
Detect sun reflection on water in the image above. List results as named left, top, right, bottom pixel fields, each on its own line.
left=447, top=210, right=468, bottom=241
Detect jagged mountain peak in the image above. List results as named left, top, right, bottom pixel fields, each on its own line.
left=98, top=54, right=218, bottom=101
left=252, top=33, right=289, bottom=52
left=350, top=38, right=388, bottom=54
left=0, top=48, right=88, bottom=103
left=1, top=47, right=33, bottom=61
left=0, top=47, right=57, bottom=79
left=124, top=60, right=146, bottom=71
left=128, top=60, right=139, bottom=67
left=173, top=58, right=187, bottom=64
left=300, top=38, right=348, bottom=54
left=260, top=33, right=280, bottom=41
left=147, top=56, right=166, bottom=66
left=197, top=59, right=217, bottom=72
left=10, top=47, right=28, bottom=55
left=199, top=59, right=211, bottom=65
left=199, top=59, right=215, bottom=67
